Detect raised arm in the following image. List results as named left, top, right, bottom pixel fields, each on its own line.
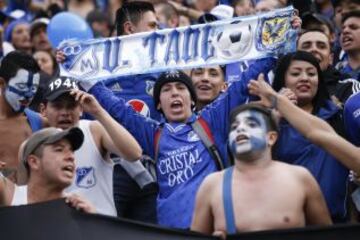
left=71, top=89, right=142, bottom=161
left=248, top=74, right=360, bottom=174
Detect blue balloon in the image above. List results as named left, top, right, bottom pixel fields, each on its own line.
left=47, top=12, right=93, bottom=48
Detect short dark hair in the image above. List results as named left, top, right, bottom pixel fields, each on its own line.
left=229, top=103, right=279, bottom=133
left=190, top=65, right=226, bottom=80
left=272, top=51, right=329, bottom=114
left=231, top=0, right=255, bottom=8
left=333, top=0, right=360, bottom=8
left=115, top=1, right=155, bottom=36
left=342, top=10, right=360, bottom=24
left=156, top=2, right=179, bottom=21
left=0, top=51, right=40, bottom=83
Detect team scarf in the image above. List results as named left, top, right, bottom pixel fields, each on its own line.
left=59, top=6, right=297, bottom=82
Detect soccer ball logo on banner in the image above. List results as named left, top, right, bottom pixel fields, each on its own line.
left=213, top=20, right=253, bottom=59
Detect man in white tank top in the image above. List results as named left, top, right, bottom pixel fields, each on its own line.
left=39, top=77, right=142, bottom=216
left=0, top=127, right=95, bottom=213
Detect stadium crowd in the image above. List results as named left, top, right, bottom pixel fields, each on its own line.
left=1, top=0, right=360, bottom=237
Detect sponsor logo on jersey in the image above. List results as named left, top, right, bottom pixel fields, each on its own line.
left=128, top=99, right=150, bottom=117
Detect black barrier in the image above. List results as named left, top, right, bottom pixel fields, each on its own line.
left=1, top=199, right=360, bottom=240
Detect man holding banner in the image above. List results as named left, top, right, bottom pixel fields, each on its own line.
left=59, top=5, right=301, bottom=228
left=83, top=60, right=275, bottom=229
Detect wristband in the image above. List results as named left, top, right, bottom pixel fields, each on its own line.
left=270, top=95, right=278, bottom=109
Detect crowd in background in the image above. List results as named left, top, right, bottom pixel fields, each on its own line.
left=0, top=0, right=360, bottom=237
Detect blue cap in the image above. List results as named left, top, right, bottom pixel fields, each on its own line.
left=4, top=19, right=28, bottom=42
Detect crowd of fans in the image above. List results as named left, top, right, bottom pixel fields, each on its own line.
left=0, top=0, right=360, bottom=237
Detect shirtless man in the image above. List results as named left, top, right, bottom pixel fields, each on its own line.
left=0, top=51, right=45, bottom=183
left=248, top=74, right=360, bottom=174
left=0, top=127, right=94, bottom=213
left=191, top=103, right=331, bottom=236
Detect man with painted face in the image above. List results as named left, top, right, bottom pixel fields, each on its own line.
left=191, top=103, right=332, bottom=235
left=84, top=55, right=275, bottom=228
left=0, top=51, right=45, bottom=184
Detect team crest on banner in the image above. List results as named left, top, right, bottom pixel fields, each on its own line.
left=59, top=6, right=296, bottom=82
left=76, top=167, right=96, bottom=188
left=256, top=11, right=293, bottom=52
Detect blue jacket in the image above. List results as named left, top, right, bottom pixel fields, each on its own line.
left=336, top=56, right=360, bottom=81
left=274, top=100, right=349, bottom=222
left=103, top=73, right=161, bottom=121
left=90, top=58, right=275, bottom=228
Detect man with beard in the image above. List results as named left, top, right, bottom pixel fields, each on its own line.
left=191, top=103, right=331, bottom=235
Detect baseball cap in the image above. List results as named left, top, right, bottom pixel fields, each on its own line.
left=153, top=70, right=197, bottom=108
left=30, top=17, right=49, bottom=37
left=21, top=127, right=84, bottom=166
left=44, top=76, right=79, bottom=102
left=198, top=4, right=234, bottom=23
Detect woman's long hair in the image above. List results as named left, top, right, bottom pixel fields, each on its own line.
left=272, top=51, right=329, bottom=114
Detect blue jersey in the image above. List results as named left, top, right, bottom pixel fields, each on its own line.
left=90, top=58, right=275, bottom=228
left=274, top=101, right=349, bottom=222
left=103, top=73, right=161, bottom=121
left=336, top=56, right=360, bottom=81
left=344, top=92, right=360, bottom=146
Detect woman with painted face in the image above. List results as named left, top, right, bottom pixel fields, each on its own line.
left=271, top=51, right=349, bottom=223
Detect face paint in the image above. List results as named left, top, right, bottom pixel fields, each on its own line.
left=4, top=69, right=40, bottom=112
left=229, top=110, right=267, bottom=159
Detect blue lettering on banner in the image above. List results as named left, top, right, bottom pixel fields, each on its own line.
left=102, top=38, right=130, bottom=73
left=103, top=38, right=120, bottom=72
left=59, top=6, right=296, bottom=80
left=143, top=32, right=166, bottom=66
left=164, top=30, right=181, bottom=64
left=81, top=58, right=94, bottom=72
left=201, top=25, right=215, bottom=61
left=182, top=27, right=200, bottom=62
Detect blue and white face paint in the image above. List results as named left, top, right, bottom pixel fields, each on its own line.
left=229, top=110, right=268, bottom=159
left=4, top=69, right=40, bottom=112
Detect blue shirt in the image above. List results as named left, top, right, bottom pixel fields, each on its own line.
left=274, top=101, right=349, bottom=221
left=90, top=58, right=275, bottom=228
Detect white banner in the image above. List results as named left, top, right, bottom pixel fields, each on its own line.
left=59, top=6, right=297, bottom=81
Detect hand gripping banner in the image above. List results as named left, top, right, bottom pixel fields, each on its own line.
left=59, top=6, right=297, bottom=82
